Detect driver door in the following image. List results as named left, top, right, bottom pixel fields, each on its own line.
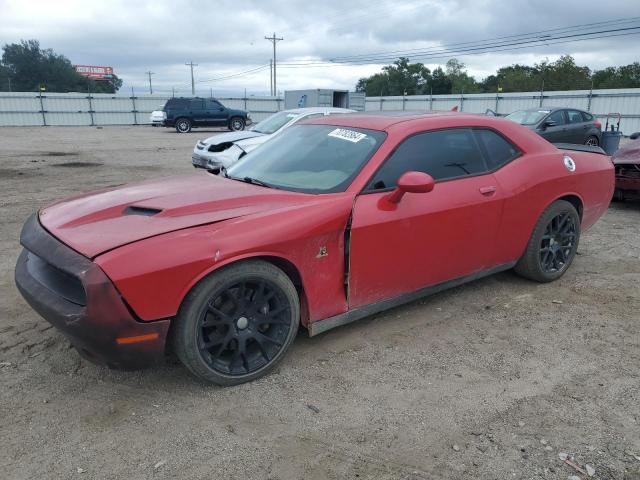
left=348, top=128, right=504, bottom=309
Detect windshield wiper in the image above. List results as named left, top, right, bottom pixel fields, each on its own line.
left=241, top=176, right=276, bottom=189
left=444, top=162, right=471, bottom=174
left=222, top=169, right=276, bottom=189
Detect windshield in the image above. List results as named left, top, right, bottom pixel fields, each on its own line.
left=251, top=111, right=300, bottom=134
left=227, top=124, right=386, bottom=193
left=506, top=110, right=549, bottom=125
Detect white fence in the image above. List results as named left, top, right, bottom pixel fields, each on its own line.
left=0, top=92, right=283, bottom=127
left=2, top=88, right=640, bottom=134
left=366, top=88, right=640, bottom=134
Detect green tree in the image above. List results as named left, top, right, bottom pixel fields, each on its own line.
left=537, top=55, right=591, bottom=91
left=430, top=66, right=452, bottom=94
left=356, top=57, right=432, bottom=96
left=445, top=58, right=479, bottom=93
left=1, top=39, right=121, bottom=93
left=592, top=62, right=640, bottom=89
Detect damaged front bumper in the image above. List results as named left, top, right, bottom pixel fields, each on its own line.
left=14, top=214, right=170, bottom=370
left=192, top=144, right=245, bottom=171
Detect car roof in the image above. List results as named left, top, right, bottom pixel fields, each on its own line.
left=517, top=107, right=585, bottom=113
left=282, top=107, right=355, bottom=114
left=302, top=111, right=488, bottom=130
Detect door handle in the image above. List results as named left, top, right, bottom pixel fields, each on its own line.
left=479, top=186, right=497, bottom=196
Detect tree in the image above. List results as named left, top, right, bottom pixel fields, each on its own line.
left=430, top=66, right=452, bottom=94
left=592, top=62, right=640, bottom=89
left=1, top=39, right=121, bottom=93
left=356, top=57, right=432, bottom=96
left=537, top=55, right=591, bottom=91
left=445, top=58, right=480, bottom=93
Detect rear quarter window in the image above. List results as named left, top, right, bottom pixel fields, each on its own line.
left=473, top=129, right=521, bottom=170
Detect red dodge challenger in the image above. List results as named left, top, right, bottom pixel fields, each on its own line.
left=15, top=112, right=614, bottom=385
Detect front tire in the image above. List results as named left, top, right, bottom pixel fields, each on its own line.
left=173, top=260, right=300, bottom=386
left=229, top=117, right=245, bottom=131
left=514, top=200, right=581, bottom=283
left=175, top=118, right=192, bottom=133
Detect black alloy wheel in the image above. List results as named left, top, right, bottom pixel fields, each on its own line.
left=197, top=278, right=292, bottom=375
left=173, top=260, right=299, bottom=385
left=539, top=212, right=578, bottom=274
left=514, top=200, right=581, bottom=283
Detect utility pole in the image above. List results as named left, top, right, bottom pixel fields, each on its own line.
left=264, top=33, right=283, bottom=95
left=269, top=59, right=273, bottom=96
left=146, top=71, right=155, bottom=94
left=185, top=61, right=198, bottom=96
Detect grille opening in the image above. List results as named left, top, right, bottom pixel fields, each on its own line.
left=26, top=251, right=86, bottom=305
left=123, top=206, right=162, bottom=216
left=208, top=142, right=234, bottom=152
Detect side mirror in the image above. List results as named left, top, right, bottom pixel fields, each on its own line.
left=541, top=120, right=556, bottom=130
left=386, top=171, right=435, bottom=204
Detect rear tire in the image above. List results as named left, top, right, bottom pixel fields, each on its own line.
left=585, top=135, right=599, bottom=147
left=175, top=118, right=192, bottom=133
left=514, top=200, right=581, bottom=283
left=172, top=260, right=300, bottom=386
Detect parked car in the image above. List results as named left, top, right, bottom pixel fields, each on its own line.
left=506, top=107, right=602, bottom=146
left=161, top=97, right=250, bottom=133
left=192, top=107, right=355, bottom=171
left=612, top=132, right=640, bottom=201
left=15, top=112, right=613, bottom=385
left=149, top=107, right=166, bottom=126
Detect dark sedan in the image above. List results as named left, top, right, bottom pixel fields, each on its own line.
left=506, top=107, right=602, bottom=147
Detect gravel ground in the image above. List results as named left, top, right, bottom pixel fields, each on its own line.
left=0, top=126, right=639, bottom=480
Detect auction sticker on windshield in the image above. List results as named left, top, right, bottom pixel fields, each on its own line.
left=328, top=128, right=367, bottom=143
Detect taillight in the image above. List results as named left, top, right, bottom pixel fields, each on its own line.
left=594, top=120, right=602, bottom=130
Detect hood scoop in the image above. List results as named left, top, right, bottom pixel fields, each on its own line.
left=123, top=206, right=162, bottom=216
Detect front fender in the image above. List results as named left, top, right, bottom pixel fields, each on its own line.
left=95, top=195, right=354, bottom=322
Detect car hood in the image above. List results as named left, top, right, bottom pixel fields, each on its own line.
left=612, top=138, right=640, bottom=165
left=38, top=172, right=317, bottom=258
left=202, top=130, right=264, bottom=145
left=235, top=135, right=269, bottom=150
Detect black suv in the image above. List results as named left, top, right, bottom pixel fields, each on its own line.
left=162, top=97, right=250, bottom=133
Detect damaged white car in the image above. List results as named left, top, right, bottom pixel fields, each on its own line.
left=191, top=107, right=354, bottom=172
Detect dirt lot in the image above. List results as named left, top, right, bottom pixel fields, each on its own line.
left=0, top=126, right=638, bottom=480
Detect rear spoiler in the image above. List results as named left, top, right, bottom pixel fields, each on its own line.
left=553, top=143, right=606, bottom=155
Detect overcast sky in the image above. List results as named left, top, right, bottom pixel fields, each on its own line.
left=1, top=0, right=639, bottom=96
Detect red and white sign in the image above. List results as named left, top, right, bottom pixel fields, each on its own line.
left=74, top=65, right=114, bottom=80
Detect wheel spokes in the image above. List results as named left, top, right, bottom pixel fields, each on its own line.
left=198, top=278, right=291, bottom=376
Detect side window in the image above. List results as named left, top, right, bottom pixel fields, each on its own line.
left=205, top=99, right=221, bottom=110
left=582, top=112, right=594, bottom=122
left=369, top=129, right=487, bottom=190
left=567, top=110, right=584, bottom=124
left=474, top=129, right=521, bottom=170
left=547, top=110, right=565, bottom=125
left=190, top=99, right=205, bottom=110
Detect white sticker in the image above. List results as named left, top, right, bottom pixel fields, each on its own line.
left=328, top=128, right=367, bottom=143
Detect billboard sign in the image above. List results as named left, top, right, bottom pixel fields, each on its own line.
left=74, top=65, right=114, bottom=80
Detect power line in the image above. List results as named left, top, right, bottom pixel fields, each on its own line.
left=327, top=16, right=640, bottom=62
left=276, top=23, right=640, bottom=67
left=265, top=33, right=283, bottom=95
left=185, top=61, right=198, bottom=95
